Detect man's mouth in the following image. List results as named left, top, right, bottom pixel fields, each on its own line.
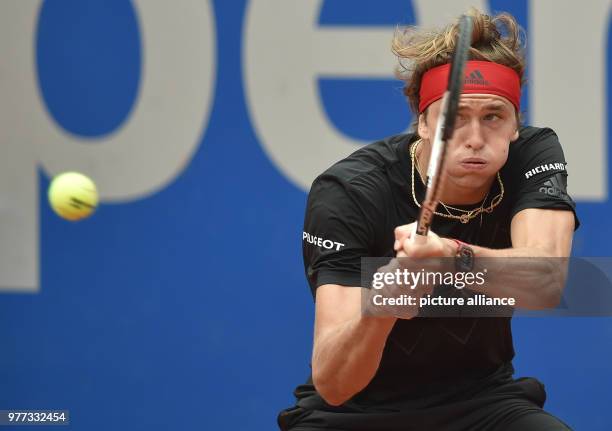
left=459, top=158, right=488, bottom=170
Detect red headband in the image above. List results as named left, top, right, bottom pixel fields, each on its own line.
left=418, top=60, right=521, bottom=113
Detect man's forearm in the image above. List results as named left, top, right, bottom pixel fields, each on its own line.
left=312, top=314, right=396, bottom=406
left=444, top=240, right=568, bottom=308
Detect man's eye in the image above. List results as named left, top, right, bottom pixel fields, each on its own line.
left=484, top=113, right=501, bottom=121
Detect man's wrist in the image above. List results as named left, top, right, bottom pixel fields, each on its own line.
left=449, top=239, right=475, bottom=272
left=443, top=238, right=458, bottom=257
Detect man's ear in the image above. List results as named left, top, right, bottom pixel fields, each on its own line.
left=417, top=112, right=430, bottom=140
left=511, top=112, right=520, bottom=141
left=511, top=127, right=519, bottom=141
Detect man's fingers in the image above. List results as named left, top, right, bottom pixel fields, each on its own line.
left=394, top=224, right=414, bottom=240
left=394, top=223, right=417, bottom=251
left=401, top=234, right=446, bottom=259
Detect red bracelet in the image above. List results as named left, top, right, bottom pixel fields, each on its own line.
left=449, top=238, right=465, bottom=255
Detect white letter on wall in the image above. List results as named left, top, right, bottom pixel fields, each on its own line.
left=0, top=0, right=216, bottom=290
left=530, top=0, right=608, bottom=200
left=244, top=0, right=398, bottom=191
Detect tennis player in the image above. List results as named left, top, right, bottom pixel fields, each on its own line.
left=279, top=8, right=578, bottom=431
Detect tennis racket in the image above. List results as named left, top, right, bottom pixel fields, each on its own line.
left=414, top=14, right=473, bottom=243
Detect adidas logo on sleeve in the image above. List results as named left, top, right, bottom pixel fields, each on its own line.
left=539, top=174, right=569, bottom=198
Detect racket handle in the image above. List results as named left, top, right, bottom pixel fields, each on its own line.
left=409, top=222, right=427, bottom=245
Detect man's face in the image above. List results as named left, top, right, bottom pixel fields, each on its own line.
left=418, top=94, right=519, bottom=190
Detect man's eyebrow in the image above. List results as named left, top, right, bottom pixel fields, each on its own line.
left=483, top=103, right=508, bottom=111
left=457, top=102, right=510, bottom=111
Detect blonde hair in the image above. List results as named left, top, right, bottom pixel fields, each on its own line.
left=392, top=8, right=526, bottom=118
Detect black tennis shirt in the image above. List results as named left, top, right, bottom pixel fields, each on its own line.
left=294, top=126, right=579, bottom=412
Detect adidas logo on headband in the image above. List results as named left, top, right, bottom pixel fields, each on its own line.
left=464, top=70, right=490, bottom=86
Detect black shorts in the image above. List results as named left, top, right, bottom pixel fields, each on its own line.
left=278, top=377, right=572, bottom=431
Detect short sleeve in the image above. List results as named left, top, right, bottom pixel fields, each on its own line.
left=302, top=176, right=374, bottom=295
left=505, top=127, right=580, bottom=229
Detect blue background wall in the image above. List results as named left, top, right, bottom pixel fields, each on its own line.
left=0, top=1, right=610, bottom=430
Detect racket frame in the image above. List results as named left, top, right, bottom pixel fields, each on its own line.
left=414, top=15, right=473, bottom=243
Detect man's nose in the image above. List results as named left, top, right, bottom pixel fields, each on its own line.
left=463, top=119, right=485, bottom=150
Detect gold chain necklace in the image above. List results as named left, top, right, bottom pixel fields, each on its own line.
left=410, top=139, right=504, bottom=224
left=414, top=148, right=492, bottom=215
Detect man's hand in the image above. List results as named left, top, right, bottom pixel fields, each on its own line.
left=362, top=222, right=457, bottom=320
left=393, top=222, right=455, bottom=259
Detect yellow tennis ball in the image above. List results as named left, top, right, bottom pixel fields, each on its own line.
left=48, top=172, right=98, bottom=221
